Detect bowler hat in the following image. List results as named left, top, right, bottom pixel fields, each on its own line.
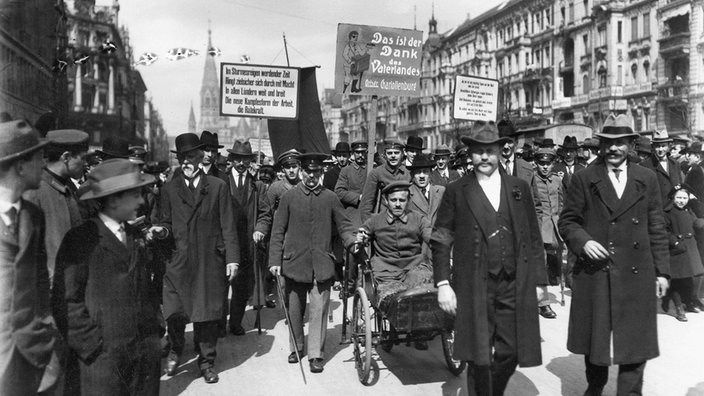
left=580, top=138, right=600, bottom=149
left=0, top=119, right=48, bottom=163
left=434, top=145, right=452, bottom=156
left=406, top=154, right=436, bottom=170
left=99, top=136, right=131, bottom=159
left=277, top=149, right=302, bottom=165
left=596, top=114, right=638, bottom=139
left=539, top=138, right=556, bottom=148
left=227, top=140, right=255, bottom=157
left=351, top=141, right=368, bottom=151
left=683, top=141, right=703, bottom=155
left=461, top=123, right=511, bottom=147
left=497, top=119, right=516, bottom=138
left=651, top=129, right=672, bottom=143
left=200, top=130, right=224, bottom=150
left=381, top=180, right=411, bottom=195
left=80, top=159, right=155, bottom=200
left=560, top=136, right=580, bottom=149
left=171, top=133, right=204, bottom=154
left=299, top=152, right=328, bottom=171
left=405, top=136, right=424, bottom=151
left=331, top=142, right=351, bottom=154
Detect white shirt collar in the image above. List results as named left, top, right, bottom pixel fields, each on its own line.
left=184, top=173, right=201, bottom=187
left=0, top=198, right=21, bottom=227
left=606, top=160, right=627, bottom=173
left=98, top=212, right=123, bottom=241
left=476, top=168, right=501, bottom=211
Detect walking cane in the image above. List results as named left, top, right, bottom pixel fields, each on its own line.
left=254, top=244, right=262, bottom=335
left=560, top=246, right=567, bottom=306
left=276, top=274, right=307, bottom=384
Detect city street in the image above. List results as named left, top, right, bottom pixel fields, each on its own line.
left=160, top=286, right=704, bottom=395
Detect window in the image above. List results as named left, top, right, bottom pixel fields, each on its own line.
left=643, top=12, right=650, bottom=37
left=561, top=7, right=566, bottom=24
left=644, top=60, right=650, bottom=79
left=631, top=16, right=638, bottom=41
left=631, top=63, right=638, bottom=83
left=598, top=27, right=606, bottom=46
left=617, top=65, right=622, bottom=86
left=583, top=74, right=590, bottom=93
left=617, top=21, right=622, bottom=43
left=583, top=0, right=589, bottom=18
left=569, top=2, right=574, bottom=22
left=583, top=34, right=589, bottom=52
left=546, top=8, right=551, bottom=25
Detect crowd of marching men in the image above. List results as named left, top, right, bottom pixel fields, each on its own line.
left=1, top=113, right=704, bottom=395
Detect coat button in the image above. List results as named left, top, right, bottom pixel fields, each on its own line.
left=602, top=265, right=610, bottom=272
left=633, top=242, right=639, bottom=249
left=474, top=238, right=479, bottom=243
left=474, top=225, right=479, bottom=230
left=632, top=266, right=639, bottom=274
left=611, top=220, right=616, bottom=225
left=474, top=253, right=480, bottom=258
left=632, top=218, right=639, bottom=224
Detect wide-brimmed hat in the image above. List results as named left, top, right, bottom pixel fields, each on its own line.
left=596, top=114, right=638, bottom=139
left=200, top=130, right=224, bottom=150
left=351, top=141, right=368, bottom=151
left=539, top=138, right=556, bottom=148
left=668, top=183, right=697, bottom=200
left=651, top=129, right=672, bottom=143
left=98, top=136, right=131, bottom=159
left=277, top=149, right=302, bottom=165
left=80, top=159, right=155, bottom=200
left=406, top=154, right=436, bottom=170
left=46, top=129, right=89, bottom=152
left=535, top=148, right=557, bottom=162
left=331, top=142, right=351, bottom=154
left=461, top=123, right=511, bottom=147
left=227, top=140, right=255, bottom=157
left=299, top=152, right=328, bottom=171
left=673, top=135, right=692, bottom=145
left=434, top=145, right=452, bottom=156
left=405, top=136, right=424, bottom=151
left=0, top=119, right=48, bottom=163
left=497, top=119, right=516, bottom=138
left=683, top=141, right=703, bottom=155
left=381, top=180, right=411, bottom=195
left=580, top=138, right=600, bottom=149
left=560, top=136, right=580, bottom=149
left=171, top=133, right=204, bottom=154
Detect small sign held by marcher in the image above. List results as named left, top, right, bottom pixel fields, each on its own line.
left=334, top=23, right=423, bottom=97
left=453, top=75, right=499, bottom=122
left=220, top=63, right=299, bottom=119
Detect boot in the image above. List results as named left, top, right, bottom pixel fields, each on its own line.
left=675, top=305, right=688, bottom=322
left=351, top=79, right=360, bottom=93
left=660, top=297, right=670, bottom=313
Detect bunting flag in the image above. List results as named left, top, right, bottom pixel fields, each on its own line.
left=134, top=52, right=158, bottom=66
left=208, top=46, right=222, bottom=57
left=165, top=48, right=199, bottom=61
left=240, top=54, right=251, bottom=63
left=267, top=67, right=331, bottom=159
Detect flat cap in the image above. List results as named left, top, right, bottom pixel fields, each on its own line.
left=381, top=180, right=411, bottom=195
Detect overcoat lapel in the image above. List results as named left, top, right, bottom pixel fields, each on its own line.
left=95, top=219, right=130, bottom=269
left=176, top=174, right=195, bottom=208
left=463, top=174, right=494, bottom=238
left=611, top=165, right=646, bottom=220
left=409, top=184, right=429, bottom=214
left=188, top=176, right=209, bottom=224
left=590, top=165, right=620, bottom=214
left=14, top=203, right=33, bottom=261
left=501, top=176, right=524, bottom=249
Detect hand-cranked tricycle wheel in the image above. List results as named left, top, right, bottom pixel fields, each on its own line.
left=441, top=329, right=467, bottom=376
left=352, top=287, right=373, bottom=384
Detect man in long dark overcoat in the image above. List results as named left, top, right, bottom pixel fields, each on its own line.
left=432, top=123, right=546, bottom=396
left=153, top=133, right=239, bottom=383
left=558, top=114, right=670, bottom=396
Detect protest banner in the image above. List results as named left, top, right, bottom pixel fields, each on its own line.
left=250, top=138, right=273, bottom=157
left=220, top=63, right=299, bottom=119
left=334, top=24, right=423, bottom=97
left=453, top=75, right=499, bottom=122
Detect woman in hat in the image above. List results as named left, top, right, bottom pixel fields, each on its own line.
left=53, top=159, right=162, bottom=395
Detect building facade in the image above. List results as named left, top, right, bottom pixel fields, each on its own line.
left=337, top=0, right=703, bottom=152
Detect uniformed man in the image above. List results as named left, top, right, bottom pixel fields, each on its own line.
left=359, top=140, right=410, bottom=222
left=269, top=153, right=355, bottom=373
left=334, top=141, right=368, bottom=228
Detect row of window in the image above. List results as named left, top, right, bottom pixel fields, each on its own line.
left=0, top=43, right=53, bottom=106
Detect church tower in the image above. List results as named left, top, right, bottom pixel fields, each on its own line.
left=198, top=24, right=230, bottom=141
left=188, top=102, right=196, bottom=133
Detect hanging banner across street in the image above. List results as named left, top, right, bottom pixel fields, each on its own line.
left=220, top=63, right=299, bottom=119
left=453, top=75, right=499, bottom=122
left=334, top=23, right=423, bottom=97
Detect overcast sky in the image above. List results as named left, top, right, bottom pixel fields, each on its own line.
left=110, top=0, right=503, bottom=136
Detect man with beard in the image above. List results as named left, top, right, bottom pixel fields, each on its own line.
left=430, top=145, right=460, bottom=187
left=199, top=130, right=224, bottom=179
left=497, top=120, right=533, bottom=183
left=531, top=148, right=563, bottom=319
left=403, top=136, right=424, bottom=167
left=150, top=133, right=239, bottom=383
left=642, top=129, right=683, bottom=203
left=554, top=136, right=585, bottom=191
left=335, top=141, right=368, bottom=228
left=269, top=153, right=355, bottom=373
left=559, top=114, right=669, bottom=395
left=323, top=142, right=351, bottom=191
left=360, top=140, right=410, bottom=222
left=432, top=123, right=545, bottom=396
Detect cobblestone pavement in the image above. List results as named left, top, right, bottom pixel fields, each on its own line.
left=159, top=286, right=704, bottom=396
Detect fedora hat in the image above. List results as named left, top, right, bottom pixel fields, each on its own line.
left=434, top=145, right=452, bottom=156
left=461, top=123, right=511, bottom=147
left=227, top=140, right=255, bottom=157
left=683, top=141, right=703, bottom=155
left=200, top=130, right=224, bottom=150
left=596, top=114, right=638, bottom=139
left=406, top=153, right=436, bottom=170
left=0, top=119, right=48, bottom=163
left=171, top=133, right=204, bottom=154
left=98, top=136, right=131, bottom=159
left=559, top=136, right=580, bottom=149
left=80, top=159, right=155, bottom=200
left=405, top=136, right=424, bottom=151
left=651, top=129, right=673, bottom=143
left=539, top=138, right=556, bottom=148
left=331, top=142, right=351, bottom=154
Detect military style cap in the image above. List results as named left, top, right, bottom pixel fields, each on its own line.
left=381, top=180, right=411, bottom=195
left=46, top=129, right=89, bottom=150
left=351, top=141, right=368, bottom=151
left=535, top=148, right=557, bottom=162
left=299, top=152, right=328, bottom=171
left=382, top=139, right=405, bottom=151
left=277, top=149, right=301, bottom=165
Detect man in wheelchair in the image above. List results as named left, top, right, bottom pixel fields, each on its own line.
left=355, top=180, right=434, bottom=349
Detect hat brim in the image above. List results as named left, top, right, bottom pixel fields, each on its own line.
left=461, top=136, right=512, bottom=146
left=594, top=132, right=639, bottom=139
left=170, top=143, right=205, bottom=154
left=651, top=138, right=673, bottom=143
left=80, top=173, right=155, bottom=200
left=226, top=149, right=257, bottom=157
left=97, top=150, right=129, bottom=159
left=0, top=139, right=49, bottom=163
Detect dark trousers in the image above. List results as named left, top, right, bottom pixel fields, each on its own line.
left=467, top=271, right=518, bottom=396
left=167, top=314, right=219, bottom=370
left=584, top=356, right=646, bottom=395
left=79, top=336, right=161, bottom=396
left=228, top=264, right=254, bottom=330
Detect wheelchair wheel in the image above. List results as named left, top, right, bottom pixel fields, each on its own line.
left=352, top=288, right=372, bottom=384
left=441, top=329, right=466, bottom=376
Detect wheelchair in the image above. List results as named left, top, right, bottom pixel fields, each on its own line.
left=340, top=244, right=467, bottom=384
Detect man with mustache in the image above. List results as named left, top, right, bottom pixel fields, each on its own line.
left=642, top=129, right=684, bottom=204
left=359, top=140, right=410, bottom=222
left=559, top=114, right=670, bottom=396
left=151, top=133, right=239, bottom=383
left=199, top=130, right=224, bottom=179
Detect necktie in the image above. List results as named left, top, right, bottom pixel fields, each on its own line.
left=188, top=178, right=197, bottom=194
left=117, top=224, right=126, bottom=245
left=5, top=207, right=18, bottom=236
left=238, top=172, right=244, bottom=188
left=612, top=168, right=622, bottom=181
left=422, top=187, right=429, bottom=201
left=505, top=160, right=512, bottom=175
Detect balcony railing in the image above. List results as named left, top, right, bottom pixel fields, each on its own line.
left=658, top=81, right=689, bottom=100
left=659, top=32, right=691, bottom=56
left=623, top=82, right=653, bottom=96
